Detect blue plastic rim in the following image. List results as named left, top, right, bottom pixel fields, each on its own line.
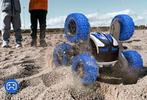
left=64, top=13, right=90, bottom=43
left=111, top=14, right=135, bottom=41
left=122, top=50, right=143, bottom=69
left=72, top=53, right=99, bottom=85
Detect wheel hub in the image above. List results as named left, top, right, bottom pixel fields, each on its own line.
left=76, top=62, right=84, bottom=78
left=110, top=19, right=120, bottom=40
left=68, top=20, right=76, bottom=35
left=57, top=49, right=63, bottom=65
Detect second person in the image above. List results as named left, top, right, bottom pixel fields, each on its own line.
left=29, top=0, right=48, bottom=47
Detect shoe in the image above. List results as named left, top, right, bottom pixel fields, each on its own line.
left=2, top=41, right=9, bottom=48
left=16, top=43, right=22, bottom=48
left=31, top=39, right=37, bottom=47
left=40, top=39, right=47, bottom=47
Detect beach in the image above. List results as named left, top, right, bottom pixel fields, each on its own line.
left=0, top=29, right=147, bottom=100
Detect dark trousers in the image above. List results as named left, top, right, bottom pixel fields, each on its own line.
left=30, top=10, right=47, bottom=40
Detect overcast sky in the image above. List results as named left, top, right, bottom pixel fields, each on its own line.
left=1, top=0, right=147, bottom=29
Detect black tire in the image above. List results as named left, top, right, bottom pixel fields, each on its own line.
left=110, top=14, right=135, bottom=41
left=53, top=43, right=72, bottom=66
left=64, top=13, right=90, bottom=43
left=122, top=50, right=143, bottom=69
left=72, top=53, right=99, bottom=85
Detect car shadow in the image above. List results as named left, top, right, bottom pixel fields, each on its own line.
left=98, top=65, right=147, bottom=85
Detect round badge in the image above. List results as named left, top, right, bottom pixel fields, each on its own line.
left=4, top=79, right=19, bottom=94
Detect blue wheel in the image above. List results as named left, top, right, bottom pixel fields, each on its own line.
left=122, top=50, right=143, bottom=69
left=72, top=53, right=99, bottom=85
left=110, top=14, right=135, bottom=41
left=53, top=43, right=72, bottom=66
left=64, top=13, right=90, bottom=43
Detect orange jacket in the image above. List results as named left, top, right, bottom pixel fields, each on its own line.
left=29, top=0, right=48, bottom=11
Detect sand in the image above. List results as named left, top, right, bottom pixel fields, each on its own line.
left=0, top=30, right=147, bottom=100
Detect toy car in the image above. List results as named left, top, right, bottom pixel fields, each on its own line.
left=53, top=13, right=144, bottom=85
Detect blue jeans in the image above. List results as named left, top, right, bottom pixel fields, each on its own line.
left=1, top=12, right=22, bottom=44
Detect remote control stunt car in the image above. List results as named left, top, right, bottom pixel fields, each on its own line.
left=53, top=13, right=144, bottom=85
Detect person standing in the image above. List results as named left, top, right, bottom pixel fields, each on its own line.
left=1, top=0, right=22, bottom=48
left=29, top=0, right=48, bottom=47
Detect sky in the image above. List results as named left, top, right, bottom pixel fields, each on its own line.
left=1, top=0, right=147, bottom=29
